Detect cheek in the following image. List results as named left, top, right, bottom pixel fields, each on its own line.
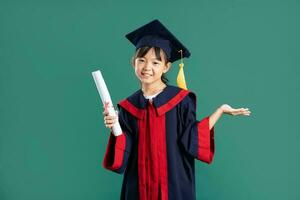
left=135, top=62, right=142, bottom=69
left=134, top=66, right=142, bottom=75
left=154, top=66, right=164, bottom=74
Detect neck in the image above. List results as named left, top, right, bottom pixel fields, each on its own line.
left=141, top=81, right=167, bottom=96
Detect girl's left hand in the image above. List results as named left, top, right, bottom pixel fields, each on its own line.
left=220, top=104, right=251, bottom=116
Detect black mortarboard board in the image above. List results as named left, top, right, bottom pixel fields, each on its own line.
left=125, top=19, right=191, bottom=63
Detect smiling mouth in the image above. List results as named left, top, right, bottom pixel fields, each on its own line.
left=141, top=72, right=152, bottom=76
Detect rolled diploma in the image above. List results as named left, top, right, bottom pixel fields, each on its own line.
left=92, top=70, right=122, bottom=136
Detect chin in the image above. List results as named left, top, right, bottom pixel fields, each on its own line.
left=140, top=80, right=153, bottom=84
left=139, top=76, right=152, bottom=82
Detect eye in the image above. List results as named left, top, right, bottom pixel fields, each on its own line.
left=153, top=62, right=159, bottom=65
left=137, top=58, right=145, bottom=62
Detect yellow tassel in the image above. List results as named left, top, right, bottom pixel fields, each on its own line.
left=176, top=50, right=188, bottom=90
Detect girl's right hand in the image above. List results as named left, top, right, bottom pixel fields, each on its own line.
left=103, top=102, right=118, bottom=129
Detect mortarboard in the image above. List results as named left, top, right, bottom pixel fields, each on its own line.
left=125, top=19, right=191, bottom=89
left=125, top=19, right=190, bottom=63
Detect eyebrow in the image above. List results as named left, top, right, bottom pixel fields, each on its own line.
left=138, top=57, right=162, bottom=62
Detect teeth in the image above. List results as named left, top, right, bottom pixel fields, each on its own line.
left=142, top=73, right=151, bottom=76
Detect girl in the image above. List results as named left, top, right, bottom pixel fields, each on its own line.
left=102, top=20, right=250, bottom=200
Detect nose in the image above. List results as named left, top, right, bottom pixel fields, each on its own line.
left=143, top=61, right=152, bottom=70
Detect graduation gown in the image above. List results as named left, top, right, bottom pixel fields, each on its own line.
left=102, top=84, right=215, bottom=200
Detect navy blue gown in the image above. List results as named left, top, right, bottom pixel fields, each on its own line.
left=102, top=84, right=215, bottom=200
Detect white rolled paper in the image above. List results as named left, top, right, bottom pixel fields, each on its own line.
left=92, top=70, right=122, bottom=136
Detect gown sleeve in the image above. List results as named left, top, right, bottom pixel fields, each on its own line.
left=179, top=93, right=215, bottom=164
left=102, top=106, right=133, bottom=174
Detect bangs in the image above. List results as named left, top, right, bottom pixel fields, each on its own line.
left=135, top=46, right=169, bottom=63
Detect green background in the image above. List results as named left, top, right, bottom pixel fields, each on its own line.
left=1, top=0, right=299, bottom=199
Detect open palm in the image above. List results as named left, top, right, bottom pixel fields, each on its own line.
left=221, top=104, right=251, bottom=116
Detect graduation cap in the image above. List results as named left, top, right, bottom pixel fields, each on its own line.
left=125, top=19, right=191, bottom=90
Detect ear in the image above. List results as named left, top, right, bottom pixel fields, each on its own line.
left=163, top=62, right=172, bottom=73
left=131, top=57, right=136, bottom=68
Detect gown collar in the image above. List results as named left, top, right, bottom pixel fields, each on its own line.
left=118, top=84, right=190, bottom=119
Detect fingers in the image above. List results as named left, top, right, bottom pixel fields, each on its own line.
left=102, top=110, right=109, bottom=116
left=104, top=115, right=117, bottom=121
left=102, top=109, right=118, bottom=116
left=102, top=101, right=116, bottom=116
left=231, top=107, right=251, bottom=116
left=102, top=101, right=119, bottom=128
left=240, top=108, right=251, bottom=115
left=104, top=115, right=117, bottom=128
left=242, top=108, right=251, bottom=115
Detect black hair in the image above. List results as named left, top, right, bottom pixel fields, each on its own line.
left=131, top=46, right=170, bottom=84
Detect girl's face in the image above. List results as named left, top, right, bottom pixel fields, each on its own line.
left=133, top=47, right=171, bottom=86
